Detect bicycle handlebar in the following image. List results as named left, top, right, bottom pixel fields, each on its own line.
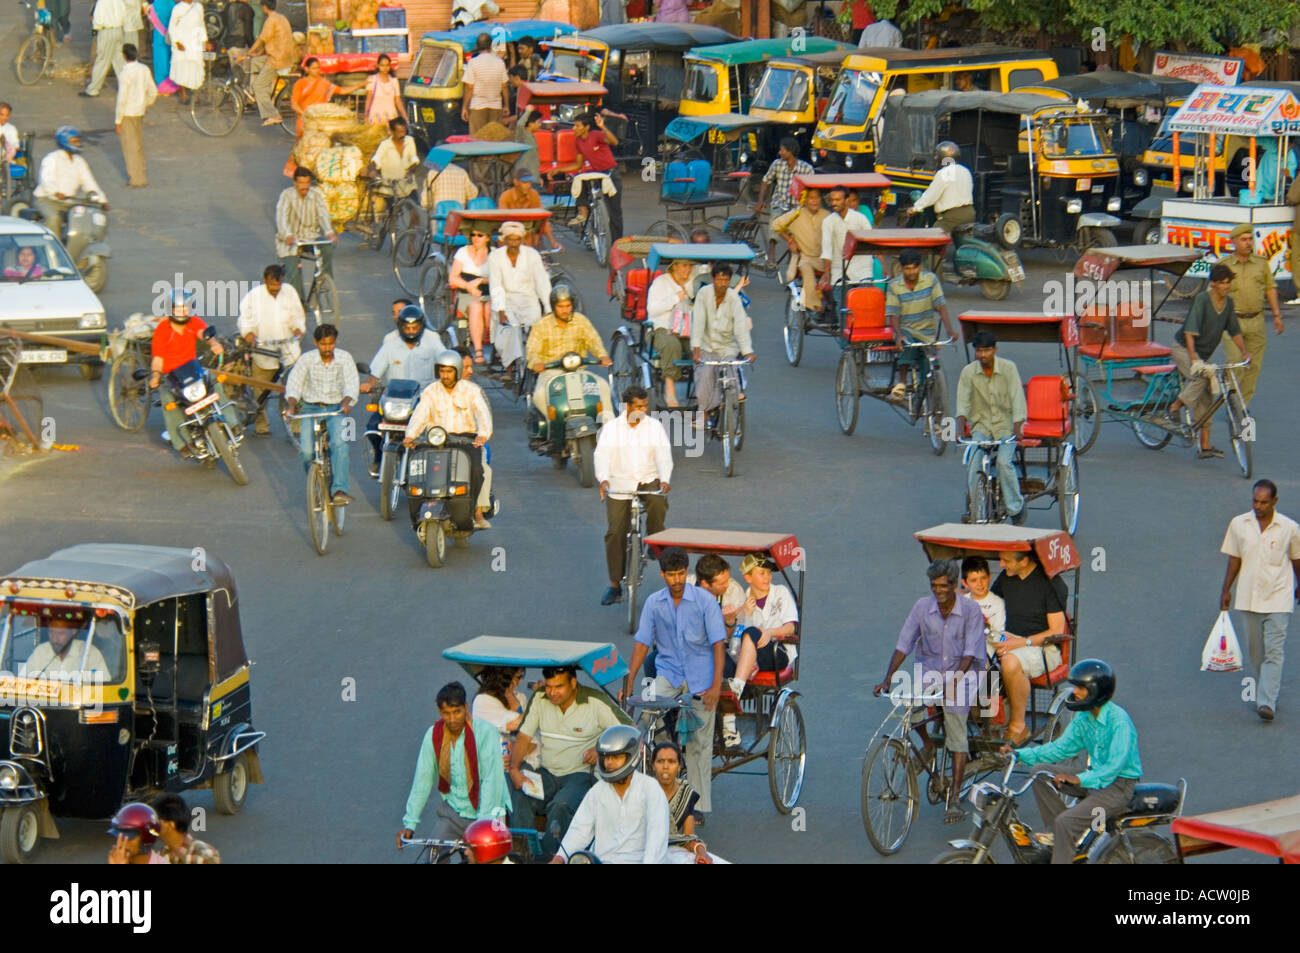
left=287, top=410, right=346, bottom=420
left=399, top=836, right=465, bottom=848
left=900, top=336, right=956, bottom=349
left=697, top=358, right=752, bottom=366
left=957, top=435, right=1017, bottom=447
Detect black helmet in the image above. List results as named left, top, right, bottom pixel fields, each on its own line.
left=594, top=724, right=640, bottom=783
left=397, top=305, right=425, bottom=344
left=936, top=140, right=961, bottom=164
left=1064, top=659, right=1116, bottom=711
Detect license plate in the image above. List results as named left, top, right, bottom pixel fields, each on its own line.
left=1091, top=184, right=1103, bottom=194
left=1076, top=177, right=1091, bottom=191
left=19, top=349, right=66, bottom=364
left=1008, top=267, right=1025, bottom=281
left=378, top=422, right=407, bottom=431
left=185, top=392, right=219, bottom=415
left=409, top=458, right=426, bottom=477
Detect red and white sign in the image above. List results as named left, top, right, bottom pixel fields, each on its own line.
left=1153, top=52, right=1243, bottom=87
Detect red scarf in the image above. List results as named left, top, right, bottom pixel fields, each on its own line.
left=432, top=719, right=480, bottom=810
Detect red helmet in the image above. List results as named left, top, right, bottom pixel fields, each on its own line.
left=465, top=818, right=512, bottom=863
left=107, top=803, right=161, bottom=845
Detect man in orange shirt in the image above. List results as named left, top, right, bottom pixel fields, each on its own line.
left=149, top=289, right=240, bottom=456
left=497, top=169, right=556, bottom=248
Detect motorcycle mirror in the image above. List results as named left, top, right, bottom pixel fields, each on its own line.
left=132, top=368, right=150, bottom=381
left=201, top=326, right=217, bottom=340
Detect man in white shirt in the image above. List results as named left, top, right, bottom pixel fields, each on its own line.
left=691, top=261, right=754, bottom=419
left=115, top=44, right=157, bottom=188
left=488, top=221, right=551, bottom=372
left=369, top=117, right=420, bottom=198
left=0, top=102, right=18, bottom=163
left=1220, top=478, right=1300, bottom=721
left=237, top=263, right=306, bottom=435
left=858, top=17, right=903, bottom=49
left=594, top=384, right=671, bottom=605
left=820, top=185, right=875, bottom=313
left=552, top=725, right=669, bottom=864
left=23, top=616, right=111, bottom=678
left=461, top=33, right=510, bottom=134
left=84, top=0, right=127, bottom=98
left=34, top=127, right=108, bottom=239
left=908, top=140, right=975, bottom=238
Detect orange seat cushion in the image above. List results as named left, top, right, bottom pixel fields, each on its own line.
left=535, top=130, right=555, bottom=166
left=843, top=285, right=893, bottom=343
left=1079, top=341, right=1172, bottom=361
left=556, top=130, right=577, bottom=165
left=748, top=667, right=796, bottom=688
left=1021, top=375, right=1071, bottom=439
left=1134, top=363, right=1176, bottom=374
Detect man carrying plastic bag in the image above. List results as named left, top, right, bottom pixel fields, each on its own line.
left=1200, top=611, right=1244, bottom=673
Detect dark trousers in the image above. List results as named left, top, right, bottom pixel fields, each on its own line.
left=509, top=767, right=593, bottom=858
left=579, top=168, right=624, bottom=241
left=604, top=480, right=668, bottom=584
left=366, top=410, right=382, bottom=464
left=1031, top=758, right=1138, bottom=864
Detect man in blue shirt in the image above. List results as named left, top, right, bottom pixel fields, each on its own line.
left=1005, top=659, right=1142, bottom=863
left=360, top=304, right=445, bottom=478
left=623, top=547, right=726, bottom=816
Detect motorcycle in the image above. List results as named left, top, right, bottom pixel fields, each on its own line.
left=365, top=378, right=425, bottom=521
left=933, top=752, right=1186, bottom=864
left=134, top=357, right=247, bottom=485
left=903, top=195, right=1024, bottom=302
left=406, top=426, right=498, bottom=568
left=527, top=352, right=606, bottom=488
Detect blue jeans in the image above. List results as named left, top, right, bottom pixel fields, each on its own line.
left=968, top=430, right=1023, bottom=516
left=298, top=402, right=350, bottom=496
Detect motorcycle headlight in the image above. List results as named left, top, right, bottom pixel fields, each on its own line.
left=739, top=151, right=750, bottom=165
left=968, top=781, right=1000, bottom=813
left=92, top=211, right=107, bottom=228
left=561, top=351, right=582, bottom=371
left=1181, top=179, right=1194, bottom=192
left=1066, top=199, right=1083, bottom=214
left=79, top=311, right=106, bottom=329
left=1107, top=196, right=1122, bottom=212
left=0, top=764, right=19, bottom=791
left=381, top=399, right=412, bottom=421
left=1133, top=168, right=1149, bottom=187
left=428, top=426, right=447, bottom=447
left=182, top=380, right=207, bottom=402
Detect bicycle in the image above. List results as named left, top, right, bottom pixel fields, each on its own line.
left=289, top=239, right=340, bottom=330
left=190, top=52, right=298, bottom=138
left=14, top=0, right=54, bottom=86
left=226, top=336, right=298, bottom=444
left=344, top=173, right=425, bottom=252
left=620, top=489, right=665, bottom=634
left=548, top=173, right=614, bottom=267
left=713, top=213, right=786, bottom=280
left=288, top=409, right=347, bottom=555
left=698, top=358, right=749, bottom=478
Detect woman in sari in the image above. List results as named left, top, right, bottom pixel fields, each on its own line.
left=167, top=0, right=206, bottom=103
left=291, top=57, right=368, bottom=138
left=148, top=0, right=175, bottom=89
left=364, top=54, right=404, bottom=127
left=650, top=742, right=717, bottom=864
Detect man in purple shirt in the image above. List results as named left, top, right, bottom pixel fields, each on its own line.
left=622, top=546, right=726, bottom=816
left=874, top=558, right=986, bottom=824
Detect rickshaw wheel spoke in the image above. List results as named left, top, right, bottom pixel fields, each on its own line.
left=1070, top=373, right=1101, bottom=454
left=861, top=738, right=918, bottom=855
left=1131, top=416, right=1172, bottom=450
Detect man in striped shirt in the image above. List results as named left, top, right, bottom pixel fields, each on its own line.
left=885, top=247, right=954, bottom=403
left=285, top=324, right=359, bottom=503
left=276, top=167, right=337, bottom=301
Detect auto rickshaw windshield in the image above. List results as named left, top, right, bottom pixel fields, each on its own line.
left=1150, top=111, right=1226, bottom=156
left=1040, top=117, right=1113, bottom=157
left=683, top=61, right=718, bottom=103
left=413, top=47, right=459, bottom=87
left=0, top=601, right=127, bottom=684
left=753, top=66, right=810, bottom=112
left=546, top=48, right=606, bottom=82
left=822, top=70, right=879, bottom=125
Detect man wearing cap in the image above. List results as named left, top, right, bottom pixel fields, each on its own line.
left=957, top=330, right=1027, bottom=525
left=1219, top=222, right=1283, bottom=405
left=498, top=167, right=556, bottom=248
left=489, top=220, right=552, bottom=372
left=886, top=246, right=955, bottom=404
left=771, top=187, right=830, bottom=312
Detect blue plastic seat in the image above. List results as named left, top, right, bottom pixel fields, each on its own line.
left=467, top=196, right=495, bottom=211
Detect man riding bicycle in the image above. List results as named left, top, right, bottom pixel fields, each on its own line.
left=691, top=262, right=755, bottom=429
left=285, top=323, right=359, bottom=505
left=236, top=263, right=305, bottom=436
left=525, top=286, right=613, bottom=442
left=885, top=246, right=955, bottom=404
left=276, top=166, right=337, bottom=301
left=956, top=329, right=1027, bottom=525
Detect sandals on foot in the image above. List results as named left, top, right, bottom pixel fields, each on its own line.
left=1197, top=446, right=1224, bottom=459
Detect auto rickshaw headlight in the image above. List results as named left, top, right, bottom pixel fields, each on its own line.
left=1133, top=169, right=1149, bottom=187
left=428, top=426, right=447, bottom=447
left=0, top=765, right=19, bottom=791
left=844, top=156, right=854, bottom=169
left=1107, top=196, right=1122, bottom=212
left=1066, top=199, right=1083, bottom=214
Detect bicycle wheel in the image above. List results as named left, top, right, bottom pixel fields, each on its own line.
left=331, top=496, right=346, bottom=536
left=925, top=368, right=949, bottom=456
left=272, top=392, right=297, bottom=446
left=608, top=335, right=637, bottom=415
left=734, top=396, right=746, bottom=452
left=784, top=293, right=805, bottom=366
left=190, top=80, right=242, bottom=137
left=625, top=527, right=642, bottom=635
left=15, top=31, right=52, bottom=85
left=835, top=351, right=860, bottom=435
left=970, top=471, right=994, bottom=523
left=721, top=387, right=737, bottom=477
left=1131, top=416, right=1173, bottom=450
left=274, top=78, right=297, bottom=135
left=1056, top=452, right=1079, bottom=534
left=1097, top=830, right=1179, bottom=864
left=307, top=463, right=329, bottom=555
left=1226, top=391, right=1253, bottom=479
left=1070, top=372, right=1101, bottom=454
left=108, top=350, right=150, bottom=432
left=767, top=698, right=806, bottom=813
left=392, top=227, right=429, bottom=295
left=861, top=738, right=918, bottom=855
left=418, top=257, right=449, bottom=332
left=645, top=219, right=688, bottom=243
left=310, top=273, right=339, bottom=326
left=589, top=200, right=612, bottom=267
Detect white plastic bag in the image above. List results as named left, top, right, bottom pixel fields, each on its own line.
left=1200, top=611, right=1244, bottom=673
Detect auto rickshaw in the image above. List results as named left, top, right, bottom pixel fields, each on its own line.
left=811, top=45, right=1059, bottom=173
left=540, top=23, right=736, bottom=160
left=0, top=544, right=264, bottom=862
left=403, top=20, right=577, bottom=154
left=744, top=48, right=857, bottom=159
left=680, top=37, right=853, bottom=119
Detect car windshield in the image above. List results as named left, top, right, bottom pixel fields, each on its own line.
left=1040, top=119, right=1113, bottom=157
left=0, top=234, right=78, bottom=283
left=821, top=69, right=879, bottom=126
left=752, top=67, right=810, bottom=112
left=544, top=48, right=606, bottom=82
left=0, top=601, right=127, bottom=685
left=683, top=61, right=719, bottom=103
left=411, top=46, right=459, bottom=87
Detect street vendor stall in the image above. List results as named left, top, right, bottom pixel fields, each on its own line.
left=1160, top=83, right=1300, bottom=287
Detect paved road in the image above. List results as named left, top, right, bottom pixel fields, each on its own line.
left=2, top=13, right=1296, bottom=863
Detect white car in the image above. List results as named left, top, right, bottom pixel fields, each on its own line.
left=0, top=215, right=107, bottom=379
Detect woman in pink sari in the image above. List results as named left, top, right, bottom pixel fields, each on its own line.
left=291, top=57, right=367, bottom=138
left=364, top=54, right=404, bottom=126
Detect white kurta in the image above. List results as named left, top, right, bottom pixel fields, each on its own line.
left=168, top=1, right=206, bottom=90
left=488, top=246, right=551, bottom=368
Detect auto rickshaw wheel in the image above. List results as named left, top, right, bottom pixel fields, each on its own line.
left=0, top=804, right=41, bottom=863
left=213, top=752, right=249, bottom=814
left=1132, top=221, right=1161, bottom=246
left=995, top=213, right=1022, bottom=249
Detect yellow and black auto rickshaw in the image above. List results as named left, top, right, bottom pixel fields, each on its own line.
left=681, top=36, right=853, bottom=119
left=747, top=48, right=857, bottom=159
left=0, top=544, right=264, bottom=862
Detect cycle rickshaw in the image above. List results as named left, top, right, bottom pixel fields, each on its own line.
left=637, top=528, right=808, bottom=814
left=831, top=227, right=954, bottom=454
left=1071, top=244, right=1254, bottom=477
left=861, top=522, right=1080, bottom=854
left=779, top=172, right=895, bottom=365
left=1173, top=793, right=1300, bottom=863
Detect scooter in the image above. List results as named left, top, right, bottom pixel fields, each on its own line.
left=903, top=194, right=1024, bottom=301
left=48, top=191, right=112, bottom=293
left=135, top=356, right=247, bottom=486
left=406, top=426, right=498, bottom=568
left=364, top=378, right=424, bottom=521
left=527, top=351, right=606, bottom=488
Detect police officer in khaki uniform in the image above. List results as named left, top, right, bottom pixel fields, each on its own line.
left=1220, top=222, right=1284, bottom=404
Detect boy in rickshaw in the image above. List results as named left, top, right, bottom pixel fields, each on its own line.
left=873, top=559, right=986, bottom=824
left=691, top=262, right=755, bottom=427
left=646, top=258, right=698, bottom=408
left=771, top=187, right=829, bottom=312
left=545, top=111, right=624, bottom=240
left=885, top=246, right=955, bottom=403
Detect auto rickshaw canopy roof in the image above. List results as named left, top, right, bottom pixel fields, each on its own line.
left=663, top=113, right=774, bottom=143
left=1167, top=83, right=1300, bottom=137
left=1021, top=71, right=1195, bottom=107
left=547, top=23, right=736, bottom=52
left=685, top=37, right=852, bottom=67
left=444, top=636, right=628, bottom=688
left=646, top=242, right=754, bottom=272
left=914, top=524, right=1080, bottom=577
left=421, top=20, right=576, bottom=49
left=517, top=81, right=607, bottom=110
left=848, top=44, right=1054, bottom=69
left=764, top=49, right=859, bottom=70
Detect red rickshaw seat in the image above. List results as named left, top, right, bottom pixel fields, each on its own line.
left=534, top=129, right=578, bottom=175
left=622, top=268, right=660, bottom=321
left=1135, top=363, right=1176, bottom=375
left=843, top=286, right=894, bottom=342
left=1029, top=628, right=1072, bottom=689
left=1021, top=375, right=1071, bottom=440
left=1079, top=304, right=1171, bottom=361
left=747, top=666, right=796, bottom=688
